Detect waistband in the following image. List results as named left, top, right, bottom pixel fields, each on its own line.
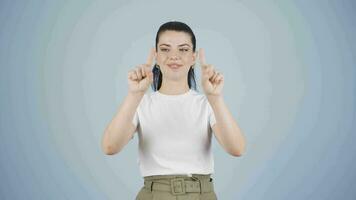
left=143, top=174, right=214, bottom=195
left=144, top=173, right=212, bottom=181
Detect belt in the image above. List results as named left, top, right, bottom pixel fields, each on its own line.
left=143, top=174, right=214, bottom=195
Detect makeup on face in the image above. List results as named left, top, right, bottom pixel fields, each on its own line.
left=158, top=43, right=192, bottom=57
left=156, top=31, right=195, bottom=72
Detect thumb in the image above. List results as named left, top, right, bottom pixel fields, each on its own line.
left=146, top=70, right=153, bottom=82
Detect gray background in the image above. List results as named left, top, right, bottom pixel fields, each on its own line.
left=1, top=0, right=356, bottom=199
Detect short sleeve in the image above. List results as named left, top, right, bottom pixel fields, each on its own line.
left=130, top=111, right=139, bottom=140
left=132, top=110, right=139, bottom=127
left=131, top=94, right=146, bottom=140
left=132, top=93, right=146, bottom=128
left=207, top=101, right=216, bottom=127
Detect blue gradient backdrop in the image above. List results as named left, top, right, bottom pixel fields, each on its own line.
left=1, top=0, right=355, bottom=199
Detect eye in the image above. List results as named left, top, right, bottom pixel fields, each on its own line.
left=160, top=48, right=169, bottom=52
left=180, top=49, right=189, bottom=52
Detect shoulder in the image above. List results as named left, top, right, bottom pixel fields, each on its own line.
left=188, top=90, right=213, bottom=111
left=138, top=90, right=159, bottom=105
left=191, top=90, right=214, bottom=112
left=191, top=90, right=210, bottom=102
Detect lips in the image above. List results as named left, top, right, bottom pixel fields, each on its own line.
left=167, top=64, right=183, bottom=69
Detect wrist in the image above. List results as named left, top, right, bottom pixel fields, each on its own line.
left=206, top=94, right=223, bottom=102
left=128, top=91, right=145, bottom=98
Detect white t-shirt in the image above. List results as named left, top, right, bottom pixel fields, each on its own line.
left=131, top=89, right=216, bottom=177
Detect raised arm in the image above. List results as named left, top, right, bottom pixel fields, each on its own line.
left=101, top=48, right=156, bottom=155
left=199, top=48, right=246, bottom=157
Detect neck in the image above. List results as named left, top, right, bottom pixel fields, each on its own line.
left=158, top=79, right=190, bottom=95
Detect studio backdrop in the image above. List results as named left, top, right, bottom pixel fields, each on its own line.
left=1, top=0, right=356, bottom=199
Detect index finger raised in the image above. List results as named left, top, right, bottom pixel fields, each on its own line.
left=146, top=48, right=156, bottom=67
left=198, top=48, right=207, bottom=65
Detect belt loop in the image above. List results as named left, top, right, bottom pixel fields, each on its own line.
left=199, top=180, right=202, bottom=194
left=191, top=176, right=202, bottom=194
left=150, top=181, right=153, bottom=192
left=145, top=180, right=153, bottom=192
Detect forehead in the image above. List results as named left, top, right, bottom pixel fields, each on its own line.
left=158, top=30, right=192, bottom=46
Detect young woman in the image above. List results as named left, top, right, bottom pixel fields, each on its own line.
left=102, top=21, right=246, bottom=200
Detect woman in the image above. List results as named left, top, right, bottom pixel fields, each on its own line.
left=102, top=21, right=246, bottom=200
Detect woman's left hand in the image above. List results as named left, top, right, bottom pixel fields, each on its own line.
left=199, top=48, right=224, bottom=97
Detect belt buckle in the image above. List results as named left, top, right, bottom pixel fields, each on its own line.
left=170, top=178, right=186, bottom=195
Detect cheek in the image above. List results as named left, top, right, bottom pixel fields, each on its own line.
left=183, top=57, right=194, bottom=65
left=156, top=55, right=166, bottom=65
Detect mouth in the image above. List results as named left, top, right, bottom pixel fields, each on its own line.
left=167, top=64, right=183, bottom=70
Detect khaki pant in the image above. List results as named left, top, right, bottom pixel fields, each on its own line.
left=135, top=174, right=217, bottom=200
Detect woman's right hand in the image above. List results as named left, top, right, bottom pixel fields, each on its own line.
left=127, top=48, right=156, bottom=94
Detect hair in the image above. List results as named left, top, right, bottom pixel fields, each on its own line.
left=151, top=21, right=197, bottom=91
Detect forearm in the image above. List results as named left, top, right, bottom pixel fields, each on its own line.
left=102, top=92, right=144, bottom=155
left=207, top=95, right=246, bottom=156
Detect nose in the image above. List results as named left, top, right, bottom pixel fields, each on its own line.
left=168, top=49, right=180, bottom=60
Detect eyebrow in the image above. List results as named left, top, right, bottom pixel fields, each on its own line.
left=159, top=43, right=191, bottom=47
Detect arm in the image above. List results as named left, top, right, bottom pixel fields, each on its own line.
left=207, top=95, right=246, bottom=157
left=102, top=48, right=155, bottom=155
left=101, top=92, right=144, bottom=155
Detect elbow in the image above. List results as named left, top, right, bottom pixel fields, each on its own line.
left=229, top=146, right=246, bottom=157
left=101, top=135, right=119, bottom=155
left=230, top=150, right=244, bottom=157
left=102, top=144, right=118, bottom=155
left=230, top=134, right=246, bottom=157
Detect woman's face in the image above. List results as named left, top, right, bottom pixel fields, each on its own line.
left=156, top=30, right=197, bottom=81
